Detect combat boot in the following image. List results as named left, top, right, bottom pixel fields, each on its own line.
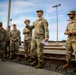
left=31, top=59, right=37, bottom=66
left=1, top=55, right=6, bottom=62
left=1, top=58, right=6, bottom=62
left=35, top=61, right=43, bottom=69
left=26, top=56, right=30, bottom=61
left=23, top=57, right=29, bottom=61
left=63, top=62, right=70, bottom=69
left=27, top=58, right=34, bottom=62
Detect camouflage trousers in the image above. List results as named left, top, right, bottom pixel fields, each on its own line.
left=66, top=39, right=76, bottom=62
left=30, top=38, right=44, bottom=62
left=10, top=41, right=19, bottom=55
left=24, top=40, right=31, bottom=57
left=5, top=41, right=10, bottom=57
left=0, top=42, right=6, bottom=58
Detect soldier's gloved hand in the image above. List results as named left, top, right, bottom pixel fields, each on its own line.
left=45, top=38, right=48, bottom=42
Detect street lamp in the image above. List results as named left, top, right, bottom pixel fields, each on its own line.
left=52, top=4, right=61, bottom=45
left=10, top=18, right=12, bottom=26
left=7, top=0, right=11, bottom=27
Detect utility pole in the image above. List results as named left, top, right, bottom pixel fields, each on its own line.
left=52, top=4, right=61, bottom=45
left=7, top=0, right=11, bottom=27
left=10, top=18, right=12, bottom=26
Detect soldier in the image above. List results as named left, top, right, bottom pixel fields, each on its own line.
left=5, top=25, right=11, bottom=58
left=26, top=10, right=49, bottom=68
left=23, top=19, right=32, bottom=60
left=63, top=10, right=76, bottom=69
left=0, top=22, right=6, bottom=61
left=10, top=24, right=20, bottom=59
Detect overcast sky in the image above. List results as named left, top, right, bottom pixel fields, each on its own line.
left=0, top=0, right=76, bottom=41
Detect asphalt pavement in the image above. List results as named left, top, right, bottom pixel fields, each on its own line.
left=0, top=60, right=63, bottom=75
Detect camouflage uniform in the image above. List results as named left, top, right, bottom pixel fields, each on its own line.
left=0, top=26, right=6, bottom=59
left=10, top=29, right=20, bottom=57
left=65, top=18, right=76, bottom=62
left=26, top=18, right=49, bottom=62
left=23, top=26, right=32, bottom=57
left=5, top=29, right=10, bottom=57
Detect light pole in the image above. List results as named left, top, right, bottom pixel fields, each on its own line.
left=7, top=0, right=11, bottom=27
left=52, top=4, right=61, bottom=45
left=10, top=18, right=12, bottom=26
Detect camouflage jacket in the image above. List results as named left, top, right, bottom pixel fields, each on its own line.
left=64, top=18, right=76, bottom=41
left=6, top=30, right=10, bottom=41
left=23, top=25, right=32, bottom=40
left=0, top=28, right=6, bottom=42
left=10, top=29, right=20, bottom=41
left=26, top=18, right=49, bottom=39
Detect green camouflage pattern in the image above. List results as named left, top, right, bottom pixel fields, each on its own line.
left=23, top=26, right=32, bottom=40
left=10, top=29, right=20, bottom=41
left=0, top=28, right=6, bottom=42
left=30, top=38, right=44, bottom=62
left=65, top=18, right=76, bottom=62
left=0, top=42, right=6, bottom=57
left=23, top=26, right=32, bottom=57
left=10, top=29, right=20, bottom=54
left=0, top=28, right=6, bottom=58
left=24, top=40, right=31, bottom=57
left=5, top=30, right=10, bottom=57
left=6, top=30, right=10, bottom=41
left=26, top=18, right=49, bottom=62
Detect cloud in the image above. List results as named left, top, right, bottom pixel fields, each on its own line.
left=11, top=0, right=36, bottom=14
left=0, top=0, right=76, bottom=41
left=12, top=0, right=35, bottom=6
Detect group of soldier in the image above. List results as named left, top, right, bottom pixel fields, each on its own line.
left=0, top=9, right=76, bottom=69
left=23, top=10, right=76, bottom=69
left=0, top=9, right=49, bottom=69
left=0, top=23, right=20, bottom=61
left=23, top=10, right=49, bottom=69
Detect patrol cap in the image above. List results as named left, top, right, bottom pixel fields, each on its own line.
left=0, top=22, right=2, bottom=27
left=24, top=19, right=30, bottom=23
left=7, top=25, right=10, bottom=28
left=36, top=10, right=44, bottom=14
left=67, top=10, right=76, bottom=15
left=13, top=24, right=16, bottom=26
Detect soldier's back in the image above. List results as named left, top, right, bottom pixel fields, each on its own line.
left=0, top=28, right=6, bottom=41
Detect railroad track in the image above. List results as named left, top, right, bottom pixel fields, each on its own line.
left=9, top=43, right=76, bottom=75
left=18, top=43, right=76, bottom=68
